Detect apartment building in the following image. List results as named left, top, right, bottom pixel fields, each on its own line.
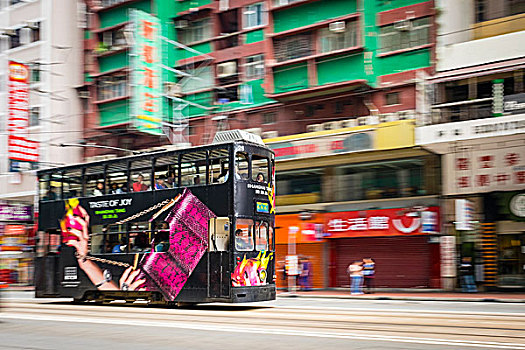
left=0, top=0, right=83, bottom=284
left=417, top=0, right=525, bottom=289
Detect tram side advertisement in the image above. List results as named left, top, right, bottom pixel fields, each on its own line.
left=56, top=188, right=216, bottom=301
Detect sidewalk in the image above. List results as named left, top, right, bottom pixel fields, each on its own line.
left=277, top=289, right=525, bottom=302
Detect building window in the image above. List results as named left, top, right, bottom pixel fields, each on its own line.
left=30, top=107, right=40, bottom=127
left=97, top=74, right=128, bottom=101
left=9, top=29, right=21, bottom=49
left=274, top=32, right=313, bottom=62
left=385, top=92, right=400, bottom=106
left=180, top=66, right=213, bottom=94
left=318, top=21, right=358, bottom=53
left=475, top=0, right=486, bottom=22
left=244, top=54, right=265, bottom=80
left=98, top=28, right=127, bottom=52
left=262, top=112, right=276, bottom=124
left=30, top=63, right=41, bottom=83
left=243, top=3, right=267, bottom=29
left=30, top=22, right=40, bottom=42
left=380, top=17, right=430, bottom=54
left=178, top=18, right=211, bottom=45
left=273, top=0, right=305, bottom=6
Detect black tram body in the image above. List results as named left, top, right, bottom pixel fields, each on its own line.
left=34, top=136, right=276, bottom=304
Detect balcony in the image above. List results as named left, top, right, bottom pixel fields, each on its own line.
left=429, top=99, right=493, bottom=124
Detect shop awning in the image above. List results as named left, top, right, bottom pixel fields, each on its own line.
left=430, top=57, right=525, bottom=84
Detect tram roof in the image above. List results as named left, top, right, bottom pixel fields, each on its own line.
left=37, top=133, right=271, bottom=175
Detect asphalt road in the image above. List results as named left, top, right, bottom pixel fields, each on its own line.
left=1, top=293, right=524, bottom=350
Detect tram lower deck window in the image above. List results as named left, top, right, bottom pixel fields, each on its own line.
left=235, top=219, right=254, bottom=251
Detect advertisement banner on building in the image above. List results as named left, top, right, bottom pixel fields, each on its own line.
left=455, top=199, right=474, bottom=230
left=0, top=224, right=27, bottom=251
left=0, top=203, right=32, bottom=221
left=7, top=61, right=39, bottom=171
left=268, top=131, right=374, bottom=161
left=131, top=9, right=163, bottom=135
left=440, top=235, right=456, bottom=278
left=325, top=206, right=440, bottom=238
left=444, top=144, right=524, bottom=195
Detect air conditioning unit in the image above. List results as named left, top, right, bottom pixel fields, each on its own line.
left=165, top=82, right=182, bottom=98
left=26, top=21, right=39, bottom=30
left=217, top=61, right=237, bottom=78
left=397, top=110, right=415, bottom=120
left=323, top=121, right=343, bottom=130
left=341, top=119, right=357, bottom=128
left=78, top=91, right=90, bottom=99
left=244, top=127, right=262, bottom=136
left=20, top=27, right=31, bottom=45
left=262, top=130, right=279, bottom=139
left=329, top=21, right=346, bottom=33
left=306, top=124, right=323, bottom=133
left=378, top=113, right=397, bottom=123
left=219, top=0, right=229, bottom=11
left=175, top=20, right=188, bottom=29
left=394, top=20, right=412, bottom=31
left=357, top=116, right=379, bottom=126
left=2, top=28, right=16, bottom=36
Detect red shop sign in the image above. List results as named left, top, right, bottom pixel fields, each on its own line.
left=325, top=206, right=440, bottom=238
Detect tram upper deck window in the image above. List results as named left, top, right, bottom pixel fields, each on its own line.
left=181, top=151, right=207, bottom=186
left=49, top=173, right=64, bottom=200
left=131, top=159, right=152, bottom=192
left=85, top=165, right=105, bottom=196
left=39, top=174, right=51, bottom=200
left=235, top=152, right=249, bottom=180
left=252, top=155, right=269, bottom=183
left=106, top=161, right=128, bottom=194
left=64, top=168, right=83, bottom=198
left=209, top=148, right=230, bottom=184
left=154, top=155, right=177, bottom=189
left=235, top=219, right=254, bottom=251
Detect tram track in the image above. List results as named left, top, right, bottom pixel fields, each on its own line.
left=2, top=299, right=525, bottom=346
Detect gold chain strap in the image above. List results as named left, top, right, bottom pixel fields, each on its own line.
left=102, top=198, right=173, bottom=232
left=75, top=252, right=131, bottom=268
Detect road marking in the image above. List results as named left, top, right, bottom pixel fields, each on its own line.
left=2, top=313, right=524, bottom=349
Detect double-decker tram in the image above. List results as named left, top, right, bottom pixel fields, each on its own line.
left=34, top=131, right=276, bottom=304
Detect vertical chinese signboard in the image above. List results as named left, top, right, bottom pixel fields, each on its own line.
left=131, top=9, right=163, bottom=135
left=8, top=61, right=39, bottom=171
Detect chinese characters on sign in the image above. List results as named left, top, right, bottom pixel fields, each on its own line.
left=131, top=10, right=163, bottom=135
left=325, top=207, right=439, bottom=238
left=446, top=146, right=525, bottom=195
left=8, top=61, right=39, bottom=171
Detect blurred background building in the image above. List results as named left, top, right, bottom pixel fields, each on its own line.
left=0, top=0, right=83, bottom=284
left=0, top=0, right=523, bottom=289
left=418, top=0, right=525, bottom=289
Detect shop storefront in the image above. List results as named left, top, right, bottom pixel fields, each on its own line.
left=326, top=206, right=441, bottom=288
left=275, top=213, right=327, bottom=289
left=417, top=113, right=525, bottom=290
left=0, top=202, right=34, bottom=285
left=485, top=191, right=525, bottom=288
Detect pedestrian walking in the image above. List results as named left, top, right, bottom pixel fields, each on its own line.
left=459, top=256, right=477, bottom=293
left=347, top=261, right=364, bottom=295
left=362, top=257, right=375, bottom=294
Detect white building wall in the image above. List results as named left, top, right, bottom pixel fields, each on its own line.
left=0, top=0, right=82, bottom=203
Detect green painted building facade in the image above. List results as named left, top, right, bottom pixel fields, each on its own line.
left=83, top=0, right=435, bottom=150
